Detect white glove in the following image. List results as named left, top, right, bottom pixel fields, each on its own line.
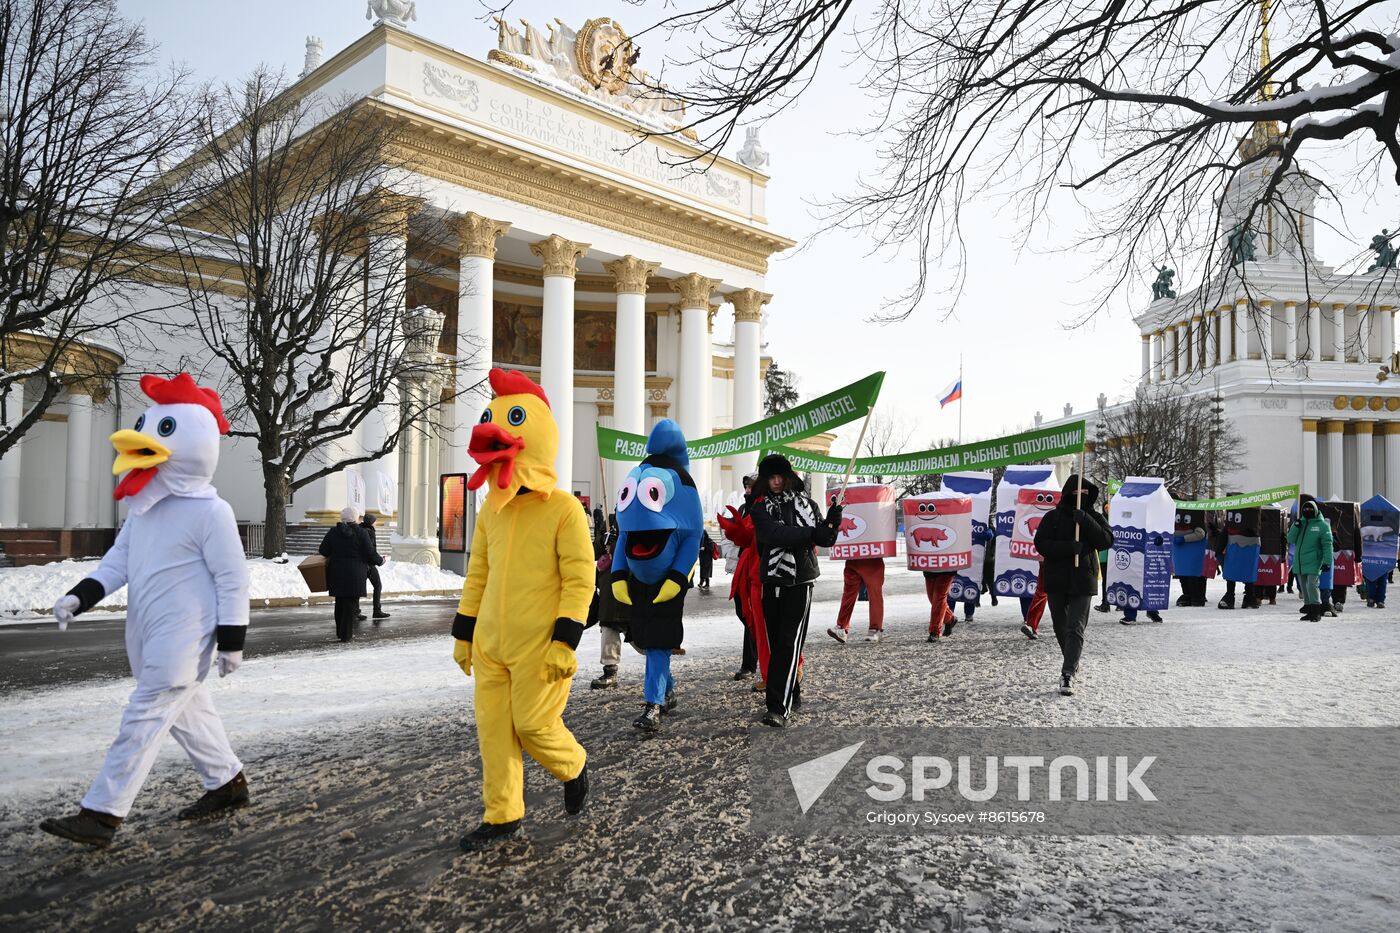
left=216, top=650, right=243, bottom=678
left=53, top=594, right=80, bottom=632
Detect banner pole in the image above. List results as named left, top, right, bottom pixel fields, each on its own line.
left=958, top=354, right=964, bottom=446
left=1073, top=447, right=1085, bottom=568
left=835, top=406, right=876, bottom=506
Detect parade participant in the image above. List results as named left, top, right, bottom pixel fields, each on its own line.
left=452, top=369, right=594, bottom=852
left=751, top=454, right=841, bottom=727
left=826, top=484, right=897, bottom=644
left=1033, top=475, right=1113, bottom=696
left=1020, top=566, right=1048, bottom=640
left=1219, top=505, right=1262, bottom=609
left=829, top=557, right=886, bottom=642
left=1288, top=498, right=1333, bottom=622
left=41, top=374, right=251, bottom=848
left=590, top=514, right=638, bottom=689
left=924, top=570, right=958, bottom=640
left=718, top=500, right=767, bottom=680
left=610, top=420, right=703, bottom=732
left=1172, top=501, right=1210, bottom=608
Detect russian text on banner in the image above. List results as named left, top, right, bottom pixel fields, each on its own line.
left=596, top=372, right=885, bottom=462
left=766, top=421, right=1087, bottom=477
left=1171, top=485, right=1300, bottom=510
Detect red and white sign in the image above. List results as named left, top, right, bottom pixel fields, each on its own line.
left=827, top=484, right=897, bottom=560
left=1011, top=488, right=1061, bottom=560
left=903, top=492, right=972, bottom=572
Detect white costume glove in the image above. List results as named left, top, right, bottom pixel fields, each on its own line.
left=217, top=650, right=243, bottom=678
left=53, top=594, right=80, bottom=632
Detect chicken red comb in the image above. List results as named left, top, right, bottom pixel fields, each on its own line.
left=140, top=373, right=231, bottom=434
left=488, top=368, right=549, bottom=408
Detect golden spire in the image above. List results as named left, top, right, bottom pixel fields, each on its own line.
left=1237, top=0, right=1283, bottom=159
left=1259, top=0, right=1274, bottom=101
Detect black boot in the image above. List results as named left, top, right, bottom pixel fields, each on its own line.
left=563, top=764, right=589, bottom=815
left=459, top=820, right=523, bottom=851
left=372, top=603, right=390, bottom=620
left=1217, top=595, right=1235, bottom=610
left=589, top=666, right=618, bottom=690
left=39, top=808, right=122, bottom=848
left=633, top=704, right=663, bottom=732
left=178, top=771, right=250, bottom=820
left=663, top=690, right=677, bottom=713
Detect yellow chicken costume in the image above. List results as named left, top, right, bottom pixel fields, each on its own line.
left=452, top=368, right=595, bottom=851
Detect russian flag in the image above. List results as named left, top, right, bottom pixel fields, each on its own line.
left=938, top=379, right=962, bottom=408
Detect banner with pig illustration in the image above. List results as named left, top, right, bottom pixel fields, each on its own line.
left=993, top=467, right=1057, bottom=597
left=1106, top=477, right=1174, bottom=612
left=825, top=484, right=897, bottom=560
left=1320, top=500, right=1362, bottom=587
left=903, top=491, right=973, bottom=572
left=1360, top=495, right=1400, bottom=583
left=1256, top=507, right=1289, bottom=586
left=942, top=472, right=994, bottom=603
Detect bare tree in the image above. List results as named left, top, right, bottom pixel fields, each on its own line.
left=1089, top=389, right=1245, bottom=498
left=629, top=0, right=1400, bottom=319
left=170, top=71, right=465, bottom=557
left=0, top=0, right=196, bottom=456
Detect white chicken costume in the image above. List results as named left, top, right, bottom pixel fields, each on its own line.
left=40, top=374, right=251, bottom=848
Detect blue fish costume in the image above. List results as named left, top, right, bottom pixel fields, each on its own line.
left=609, top=420, right=703, bottom=730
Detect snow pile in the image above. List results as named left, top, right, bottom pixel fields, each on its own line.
left=0, top=557, right=464, bottom=617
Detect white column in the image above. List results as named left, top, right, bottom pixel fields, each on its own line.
left=1258, top=300, right=1274, bottom=360
left=64, top=390, right=94, bottom=527
left=604, top=256, right=659, bottom=498
left=1325, top=421, right=1345, bottom=500
left=1170, top=325, right=1181, bottom=378
left=531, top=235, right=589, bottom=493
left=1385, top=423, right=1400, bottom=500
left=1302, top=420, right=1319, bottom=497
left=1305, top=301, right=1321, bottom=361
left=1356, top=421, right=1375, bottom=497
left=809, top=471, right=829, bottom=510
left=450, top=213, right=510, bottom=477
left=1139, top=334, right=1151, bottom=383
left=1207, top=310, right=1221, bottom=367
left=1152, top=331, right=1165, bottom=382
left=672, top=272, right=719, bottom=449
left=1331, top=302, right=1347, bottom=362
left=1282, top=300, right=1297, bottom=361
left=1234, top=299, right=1249, bottom=362
left=392, top=307, right=445, bottom=566
left=731, top=289, right=767, bottom=429
left=1195, top=316, right=1207, bottom=371
left=1382, top=306, right=1396, bottom=367
left=362, top=199, right=418, bottom=521
left=0, top=401, right=21, bottom=526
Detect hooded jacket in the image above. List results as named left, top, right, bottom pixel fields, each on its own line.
left=750, top=454, right=837, bottom=586
left=1032, top=475, right=1114, bottom=597
left=1288, top=505, right=1335, bottom=576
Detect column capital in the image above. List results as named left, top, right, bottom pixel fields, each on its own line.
left=1302, top=418, right=1318, bottom=432
left=1320, top=420, right=1346, bottom=434
left=730, top=287, right=772, bottom=323
left=603, top=255, right=661, bottom=294
left=1283, top=299, right=1298, bottom=308
left=1331, top=301, right=1347, bottom=310
left=1258, top=299, right=1274, bottom=309
left=707, top=302, right=721, bottom=333
left=450, top=212, right=511, bottom=260
left=1383, top=421, right=1400, bottom=435
left=1357, top=303, right=1372, bottom=312
left=1140, top=333, right=1151, bottom=342
left=671, top=272, right=720, bottom=310
left=1354, top=421, right=1375, bottom=435
left=530, top=234, right=590, bottom=278
left=363, top=187, right=426, bottom=236
left=1309, top=300, right=1321, bottom=308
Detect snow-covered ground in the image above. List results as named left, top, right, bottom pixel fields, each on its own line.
left=0, top=557, right=465, bottom=618
left=2, top=571, right=1398, bottom=930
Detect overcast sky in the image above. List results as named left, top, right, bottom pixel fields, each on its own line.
left=120, top=0, right=1396, bottom=455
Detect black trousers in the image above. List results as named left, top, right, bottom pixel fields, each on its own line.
left=367, top=566, right=383, bottom=614
left=334, top=595, right=360, bottom=642
left=1179, top=576, right=1207, bottom=604
left=1047, top=593, right=1091, bottom=677
left=762, top=582, right=813, bottom=716
left=736, top=594, right=757, bottom=674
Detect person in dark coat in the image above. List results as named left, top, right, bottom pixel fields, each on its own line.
left=319, top=507, right=377, bottom=642
left=1032, top=475, right=1113, bottom=696
left=698, top=531, right=716, bottom=589
left=358, top=513, right=389, bottom=622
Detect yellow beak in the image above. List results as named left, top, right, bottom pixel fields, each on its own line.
left=110, top=429, right=171, bottom=475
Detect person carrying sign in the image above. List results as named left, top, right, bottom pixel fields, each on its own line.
left=1033, top=475, right=1113, bottom=696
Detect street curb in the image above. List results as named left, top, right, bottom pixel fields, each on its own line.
left=83, top=589, right=460, bottom=614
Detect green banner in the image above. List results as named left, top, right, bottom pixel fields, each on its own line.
left=1173, top=485, right=1301, bottom=510
left=596, top=372, right=885, bottom=462
left=764, top=421, right=1088, bottom=477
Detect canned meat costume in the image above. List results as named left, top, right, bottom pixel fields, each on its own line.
left=452, top=369, right=595, bottom=851
left=40, top=374, right=251, bottom=849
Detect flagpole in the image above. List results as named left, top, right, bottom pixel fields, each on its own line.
left=835, top=406, right=875, bottom=507
left=958, top=354, right=964, bottom=446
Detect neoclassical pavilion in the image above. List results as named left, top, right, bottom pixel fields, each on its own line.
left=0, top=14, right=804, bottom=565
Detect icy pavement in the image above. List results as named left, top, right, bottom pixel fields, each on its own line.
left=1, top=571, right=1398, bottom=931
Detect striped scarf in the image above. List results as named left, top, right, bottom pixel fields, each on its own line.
left=764, top=490, right=816, bottom=584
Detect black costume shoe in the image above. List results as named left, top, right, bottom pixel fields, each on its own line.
left=1094, top=602, right=1110, bottom=613
left=943, top=618, right=958, bottom=637
left=373, top=611, right=390, bottom=621
left=733, top=668, right=755, bottom=681
left=356, top=613, right=367, bottom=621
left=590, top=666, right=618, bottom=690
left=563, top=764, right=589, bottom=815
left=927, top=631, right=941, bottom=642
left=178, top=771, right=250, bottom=820
left=1119, top=616, right=1134, bottom=626
left=1175, top=595, right=1188, bottom=607
left=663, top=690, right=677, bottom=713
left=1059, top=674, right=1075, bottom=696
left=39, top=808, right=121, bottom=848
left=459, top=820, right=523, bottom=852
left=760, top=711, right=788, bottom=728
left=1217, top=596, right=1235, bottom=610
left=633, top=704, right=663, bottom=732
left=1147, top=612, right=1163, bottom=623
left=1020, top=623, right=1038, bottom=640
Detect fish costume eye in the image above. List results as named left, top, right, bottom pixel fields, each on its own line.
left=639, top=474, right=673, bottom=512
left=507, top=406, right=526, bottom=426
left=158, top=416, right=177, bottom=437
left=479, top=408, right=492, bottom=423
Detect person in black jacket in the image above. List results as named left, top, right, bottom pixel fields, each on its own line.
left=319, top=507, right=378, bottom=642
left=698, top=531, right=716, bottom=589
left=358, top=513, right=389, bottom=622
left=750, top=454, right=841, bottom=727
left=1032, top=475, right=1113, bottom=696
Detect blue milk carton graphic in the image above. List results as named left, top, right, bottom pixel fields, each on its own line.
left=993, top=467, right=1055, bottom=598
left=1106, top=476, right=1175, bottom=612
left=1360, top=494, right=1400, bottom=584
left=943, top=471, right=993, bottom=603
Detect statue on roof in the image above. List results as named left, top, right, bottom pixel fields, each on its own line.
left=1367, top=229, right=1397, bottom=273
left=1151, top=266, right=1176, bottom=301
left=1227, top=224, right=1257, bottom=265
left=366, top=0, right=416, bottom=29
